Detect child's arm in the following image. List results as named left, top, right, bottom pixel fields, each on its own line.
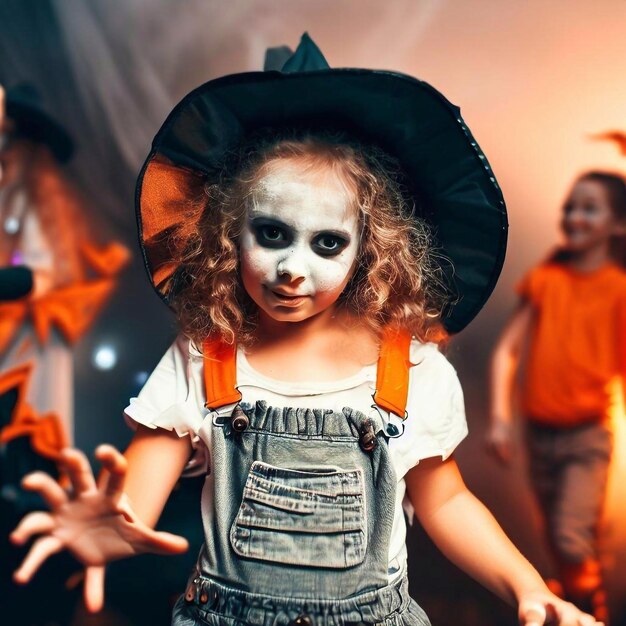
left=406, top=456, right=599, bottom=626
left=10, top=425, right=192, bottom=611
left=486, top=301, right=534, bottom=463
left=121, top=424, right=193, bottom=527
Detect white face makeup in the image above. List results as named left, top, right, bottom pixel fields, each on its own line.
left=239, top=161, right=360, bottom=324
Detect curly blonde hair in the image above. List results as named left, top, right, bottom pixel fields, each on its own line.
left=172, top=131, right=450, bottom=347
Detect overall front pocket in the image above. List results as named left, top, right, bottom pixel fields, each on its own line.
left=230, top=461, right=367, bottom=568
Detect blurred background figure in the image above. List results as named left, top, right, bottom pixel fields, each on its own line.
left=487, top=171, right=626, bottom=623
left=0, top=83, right=129, bottom=625
left=0, top=83, right=130, bottom=445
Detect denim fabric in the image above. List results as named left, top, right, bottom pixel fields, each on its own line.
left=230, top=462, right=367, bottom=568
left=177, top=399, right=429, bottom=625
left=196, top=401, right=397, bottom=599
left=172, top=572, right=431, bottom=626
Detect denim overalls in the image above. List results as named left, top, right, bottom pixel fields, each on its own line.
left=172, top=330, right=431, bottom=626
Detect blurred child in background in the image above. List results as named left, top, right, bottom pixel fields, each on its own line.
left=0, top=83, right=129, bottom=445
left=487, top=171, right=626, bottom=622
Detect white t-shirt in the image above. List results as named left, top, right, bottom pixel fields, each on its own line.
left=124, top=335, right=467, bottom=581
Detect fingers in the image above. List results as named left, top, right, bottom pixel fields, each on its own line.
left=485, top=441, right=503, bottom=463
left=95, top=445, right=127, bottom=502
left=571, top=609, right=600, bottom=626
left=60, top=448, right=97, bottom=494
left=13, top=535, right=62, bottom=583
left=140, top=529, right=189, bottom=556
left=546, top=599, right=601, bottom=626
left=485, top=431, right=513, bottom=465
left=494, top=441, right=512, bottom=465
left=22, top=471, right=69, bottom=509
left=520, top=602, right=546, bottom=626
left=84, top=566, right=106, bottom=613
left=10, top=511, right=55, bottom=545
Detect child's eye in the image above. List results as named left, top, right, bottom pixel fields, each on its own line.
left=255, top=225, right=289, bottom=247
left=313, top=234, right=349, bottom=256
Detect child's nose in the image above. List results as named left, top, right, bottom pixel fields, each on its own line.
left=563, top=209, right=586, bottom=226
left=276, top=253, right=307, bottom=283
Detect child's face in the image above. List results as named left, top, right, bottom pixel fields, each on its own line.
left=239, top=160, right=360, bottom=324
left=561, top=179, right=622, bottom=253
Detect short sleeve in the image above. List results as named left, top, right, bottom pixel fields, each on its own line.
left=389, top=342, right=468, bottom=481
left=516, top=265, right=549, bottom=307
left=124, top=335, right=208, bottom=475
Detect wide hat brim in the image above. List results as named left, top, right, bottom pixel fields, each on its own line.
left=137, top=40, right=507, bottom=333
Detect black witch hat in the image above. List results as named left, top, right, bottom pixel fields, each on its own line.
left=136, top=33, right=507, bottom=333
left=4, top=83, right=74, bottom=163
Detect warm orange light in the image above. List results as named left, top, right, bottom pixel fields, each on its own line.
left=602, top=377, right=626, bottom=572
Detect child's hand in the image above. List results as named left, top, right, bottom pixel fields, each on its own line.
left=519, top=591, right=603, bottom=626
left=10, top=445, right=189, bottom=612
left=485, top=419, right=514, bottom=464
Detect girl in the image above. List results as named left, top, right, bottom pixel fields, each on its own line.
left=11, top=35, right=600, bottom=626
left=487, top=171, right=626, bottom=622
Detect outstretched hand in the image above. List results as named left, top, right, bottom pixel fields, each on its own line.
left=10, top=445, right=189, bottom=612
left=518, top=591, right=603, bottom=626
left=485, top=419, right=514, bottom=465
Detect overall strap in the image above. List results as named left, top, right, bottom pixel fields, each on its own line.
left=202, top=335, right=242, bottom=409
left=373, top=328, right=412, bottom=419
left=202, top=328, right=412, bottom=417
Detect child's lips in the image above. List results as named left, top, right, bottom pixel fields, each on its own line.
left=267, top=288, right=309, bottom=307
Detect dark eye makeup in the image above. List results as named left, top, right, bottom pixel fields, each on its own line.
left=251, top=219, right=291, bottom=248
left=312, top=233, right=350, bottom=256
left=249, top=217, right=350, bottom=256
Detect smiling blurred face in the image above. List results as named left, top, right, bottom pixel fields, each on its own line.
left=239, top=158, right=360, bottom=324
left=561, top=179, right=621, bottom=252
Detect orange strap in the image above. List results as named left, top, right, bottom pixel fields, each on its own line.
left=202, top=336, right=242, bottom=409
left=202, top=328, right=411, bottom=418
left=374, top=328, right=412, bottom=419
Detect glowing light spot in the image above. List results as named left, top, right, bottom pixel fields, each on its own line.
left=93, top=345, right=117, bottom=370
left=134, top=371, right=149, bottom=386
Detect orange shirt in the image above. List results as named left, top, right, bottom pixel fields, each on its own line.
left=518, top=262, right=626, bottom=427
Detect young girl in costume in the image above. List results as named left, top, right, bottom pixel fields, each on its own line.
left=11, top=35, right=602, bottom=626
left=488, top=171, right=626, bottom=622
